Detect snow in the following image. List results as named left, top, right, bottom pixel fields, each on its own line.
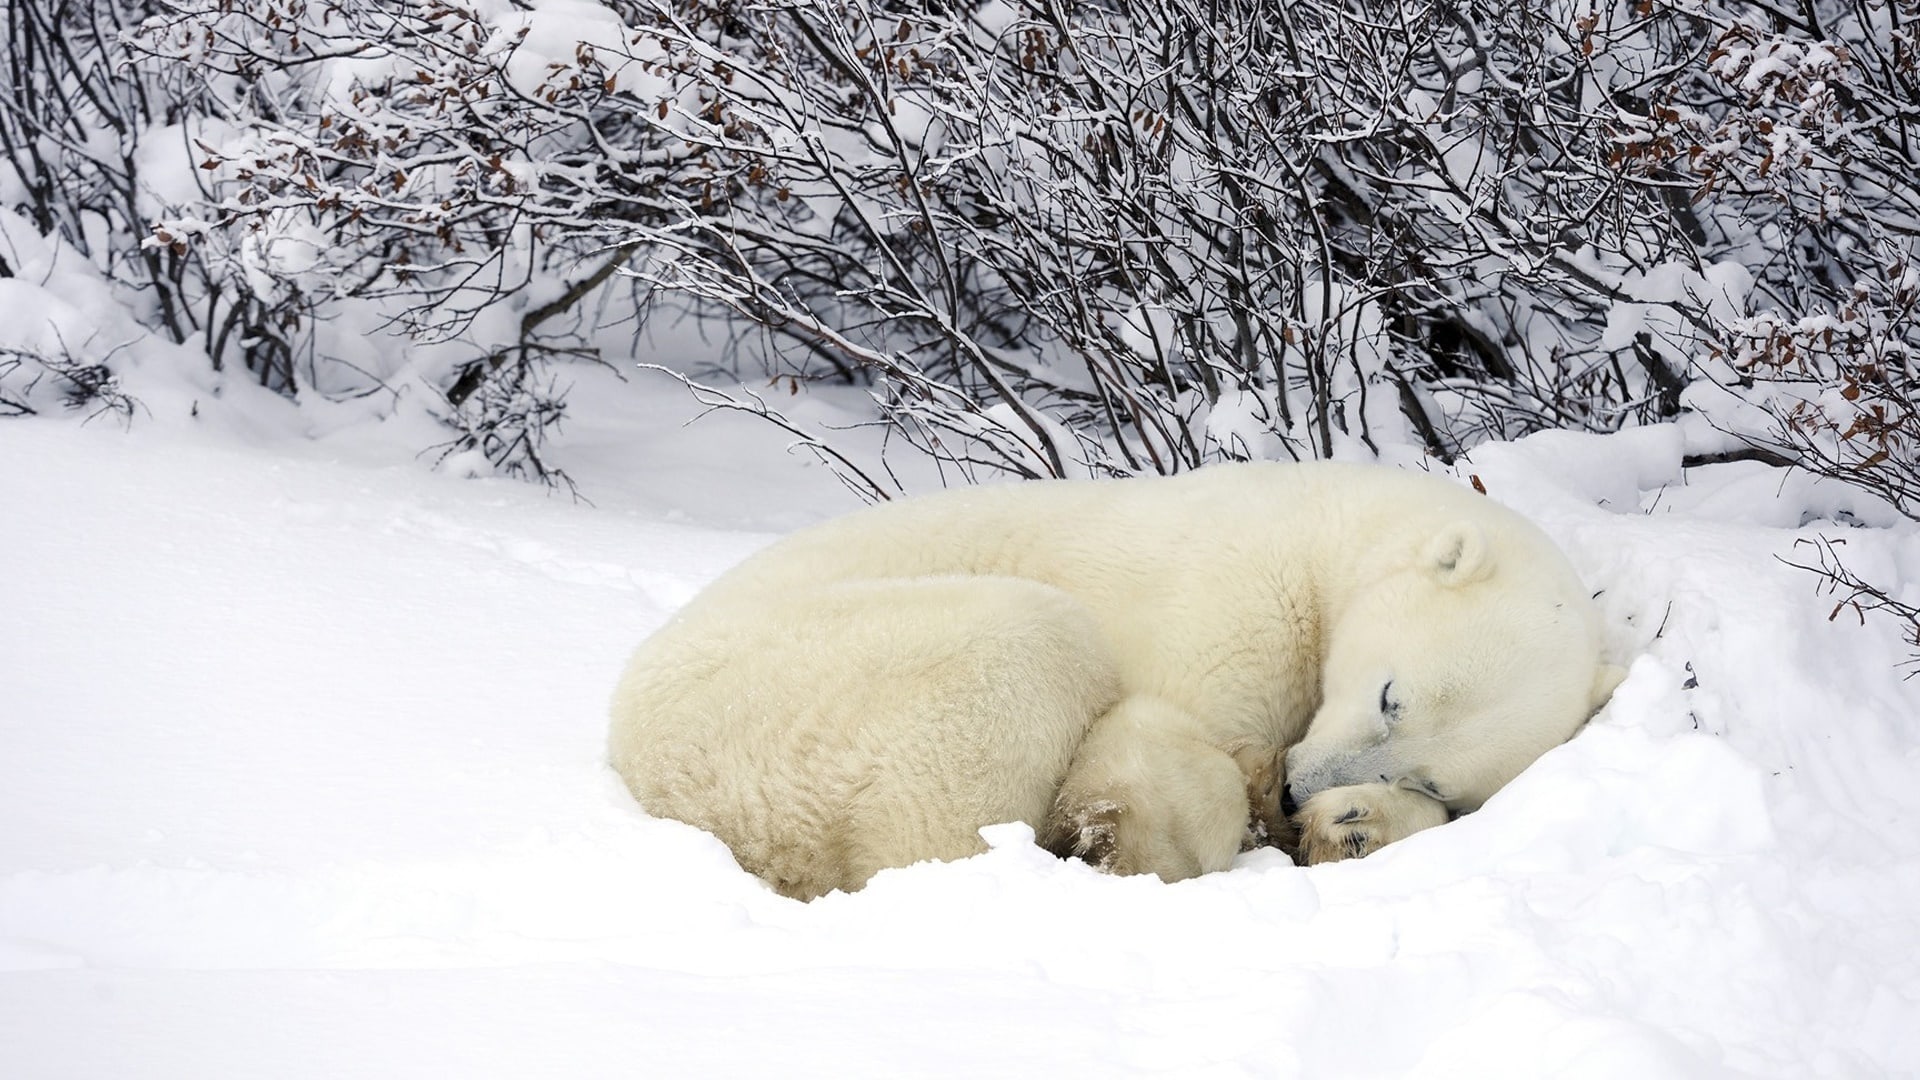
left=5, top=393, right=1920, bottom=1076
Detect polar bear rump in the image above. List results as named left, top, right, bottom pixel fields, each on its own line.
left=611, top=576, right=1122, bottom=897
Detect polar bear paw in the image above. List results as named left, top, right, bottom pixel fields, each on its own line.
left=1293, top=783, right=1450, bottom=865
left=1047, top=799, right=1125, bottom=872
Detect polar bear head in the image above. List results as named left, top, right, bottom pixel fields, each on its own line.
left=1285, top=520, right=1624, bottom=817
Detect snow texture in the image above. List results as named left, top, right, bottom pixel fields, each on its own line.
left=4, top=397, right=1920, bottom=1077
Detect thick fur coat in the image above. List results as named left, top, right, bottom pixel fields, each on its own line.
left=609, top=462, right=1621, bottom=899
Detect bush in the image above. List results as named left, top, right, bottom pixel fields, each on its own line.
left=619, top=0, right=1715, bottom=481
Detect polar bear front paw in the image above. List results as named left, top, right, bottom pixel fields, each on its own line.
left=1293, top=783, right=1450, bottom=865
left=1294, top=796, right=1387, bottom=863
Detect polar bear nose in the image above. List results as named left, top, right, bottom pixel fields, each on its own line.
left=1280, top=785, right=1301, bottom=817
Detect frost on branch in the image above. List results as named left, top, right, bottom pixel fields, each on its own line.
left=1712, top=277, right=1919, bottom=516
left=76, top=0, right=1865, bottom=492
left=4, top=0, right=1912, bottom=536
left=612, top=0, right=1713, bottom=479
left=1619, top=0, right=1920, bottom=663
left=431, top=363, right=576, bottom=491
left=0, top=344, right=140, bottom=425
left=1627, top=1, right=1919, bottom=519
left=119, top=0, right=700, bottom=477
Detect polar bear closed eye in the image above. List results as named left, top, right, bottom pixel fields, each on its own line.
left=609, top=462, right=1619, bottom=898
left=1283, top=522, right=1627, bottom=861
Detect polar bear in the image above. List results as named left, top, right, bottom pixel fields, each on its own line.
left=609, top=462, right=1621, bottom=899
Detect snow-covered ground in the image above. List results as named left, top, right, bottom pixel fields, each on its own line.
left=5, top=382, right=1920, bottom=1077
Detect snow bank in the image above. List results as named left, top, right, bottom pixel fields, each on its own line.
left=2, top=414, right=1918, bottom=1077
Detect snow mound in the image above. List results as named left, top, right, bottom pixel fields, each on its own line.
left=2, top=418, right=1918, bottom=1077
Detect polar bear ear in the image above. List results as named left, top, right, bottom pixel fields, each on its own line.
left=1591, top=663, right=1628, bottom=711
left=1423, top=522, right=1493, bottom=586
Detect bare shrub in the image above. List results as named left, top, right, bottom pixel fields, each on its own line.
left=0, top=343, right=140, bottom=424
left=614, top=0, right=1713, bottom=482
left=1622, top=0, right=1920, bottom=657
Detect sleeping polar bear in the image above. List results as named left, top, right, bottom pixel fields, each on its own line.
left=609, top=462, right=1622, bottom=899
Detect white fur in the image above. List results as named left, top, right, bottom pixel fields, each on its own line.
left=608, top=462, right=1618, bottom=899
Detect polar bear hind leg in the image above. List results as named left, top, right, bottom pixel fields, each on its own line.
left=1042, top=696, right=1253, bottom=883
left=609, top=575, right=1122, bottom=900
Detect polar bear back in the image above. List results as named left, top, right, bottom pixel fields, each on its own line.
left=683, top=463, right=1586, bottom=735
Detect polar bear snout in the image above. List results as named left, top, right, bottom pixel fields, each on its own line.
left=1283, top=744, right=1388, bottom=808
